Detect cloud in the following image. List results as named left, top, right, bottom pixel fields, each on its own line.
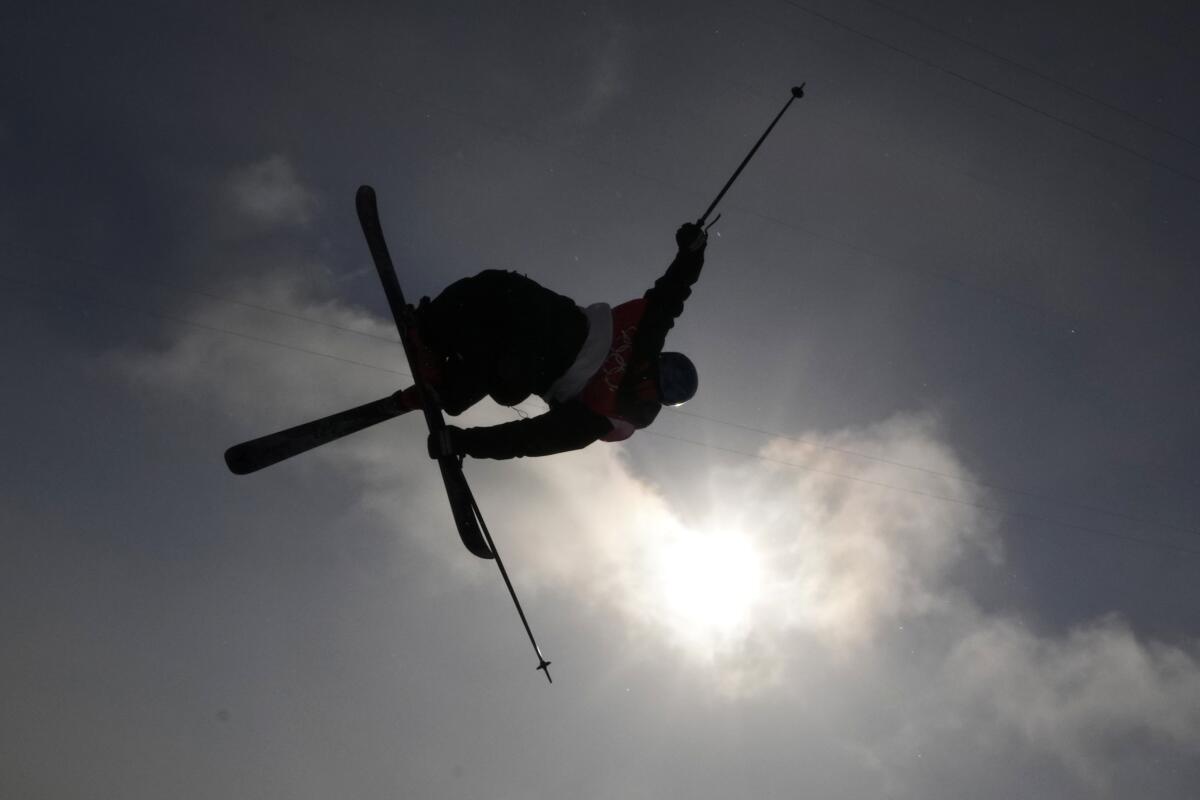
left=946, top=615, right=1200, bottom=785
left=227, top=154, right=317, bottom=227
left=754, top=417, right=1000, bottom=643
left=572, top=25, right=630, bottom=124
left=115, top=270, right=398, bottom=419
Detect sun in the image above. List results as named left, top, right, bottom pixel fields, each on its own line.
left=648, top=527, right=766, bottom=653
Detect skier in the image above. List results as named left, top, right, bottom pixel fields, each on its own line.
left=227, top=87, right=802, bottom=476
left=394, top=222, right=709, bottom=460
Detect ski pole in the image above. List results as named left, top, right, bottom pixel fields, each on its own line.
left=461, top=477, right=553, bottom=683
left=698, top=84, right=805, bottom=226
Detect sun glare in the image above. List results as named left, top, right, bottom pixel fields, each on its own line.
left=651, top=528, right=766, bottom=652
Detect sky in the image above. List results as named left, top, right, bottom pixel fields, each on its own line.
left=3, top=0, right=1200, bottom=797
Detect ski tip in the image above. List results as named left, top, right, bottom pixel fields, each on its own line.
left=356, top=185, right=377, bottom=217
left=224, top=446, right=254, bottom=475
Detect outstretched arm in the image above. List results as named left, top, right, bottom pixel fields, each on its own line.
left=633, top=224, right=708, bottom=363
left=429, top=402, right=613, bottom=460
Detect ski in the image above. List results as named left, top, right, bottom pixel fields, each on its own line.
left=224, top=392, right=409, bottom=475
left=225, top=187, right=551, bottom=679
left=355, top=185, right=494, bottom=561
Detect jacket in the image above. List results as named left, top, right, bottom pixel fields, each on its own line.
left=454, top=245, right=705, bottom=459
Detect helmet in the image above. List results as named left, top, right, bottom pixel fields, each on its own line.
left=656, top=352, right=698, bottom=406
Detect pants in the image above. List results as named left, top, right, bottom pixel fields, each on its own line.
left=415, top=270, right=588, bottom=414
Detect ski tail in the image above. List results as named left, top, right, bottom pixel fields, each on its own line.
left=439, top=461, right=494, bottom=559
left=225, top=393, right=409, bottom=475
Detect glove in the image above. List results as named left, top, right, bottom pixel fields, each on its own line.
left=675, top=222, right=707, bottom=253
left=427, top=426, right=464, bottom=460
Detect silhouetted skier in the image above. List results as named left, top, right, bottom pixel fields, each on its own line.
left=228, top=87, right=803, bottom=474
left=227, top=88, right=801, bottom=679
left=396, top=222, right=708, bottom=459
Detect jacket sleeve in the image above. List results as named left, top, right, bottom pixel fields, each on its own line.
left=456, top=401, right=613, bottom=459
left=632, top=247, right=705, bottom=363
